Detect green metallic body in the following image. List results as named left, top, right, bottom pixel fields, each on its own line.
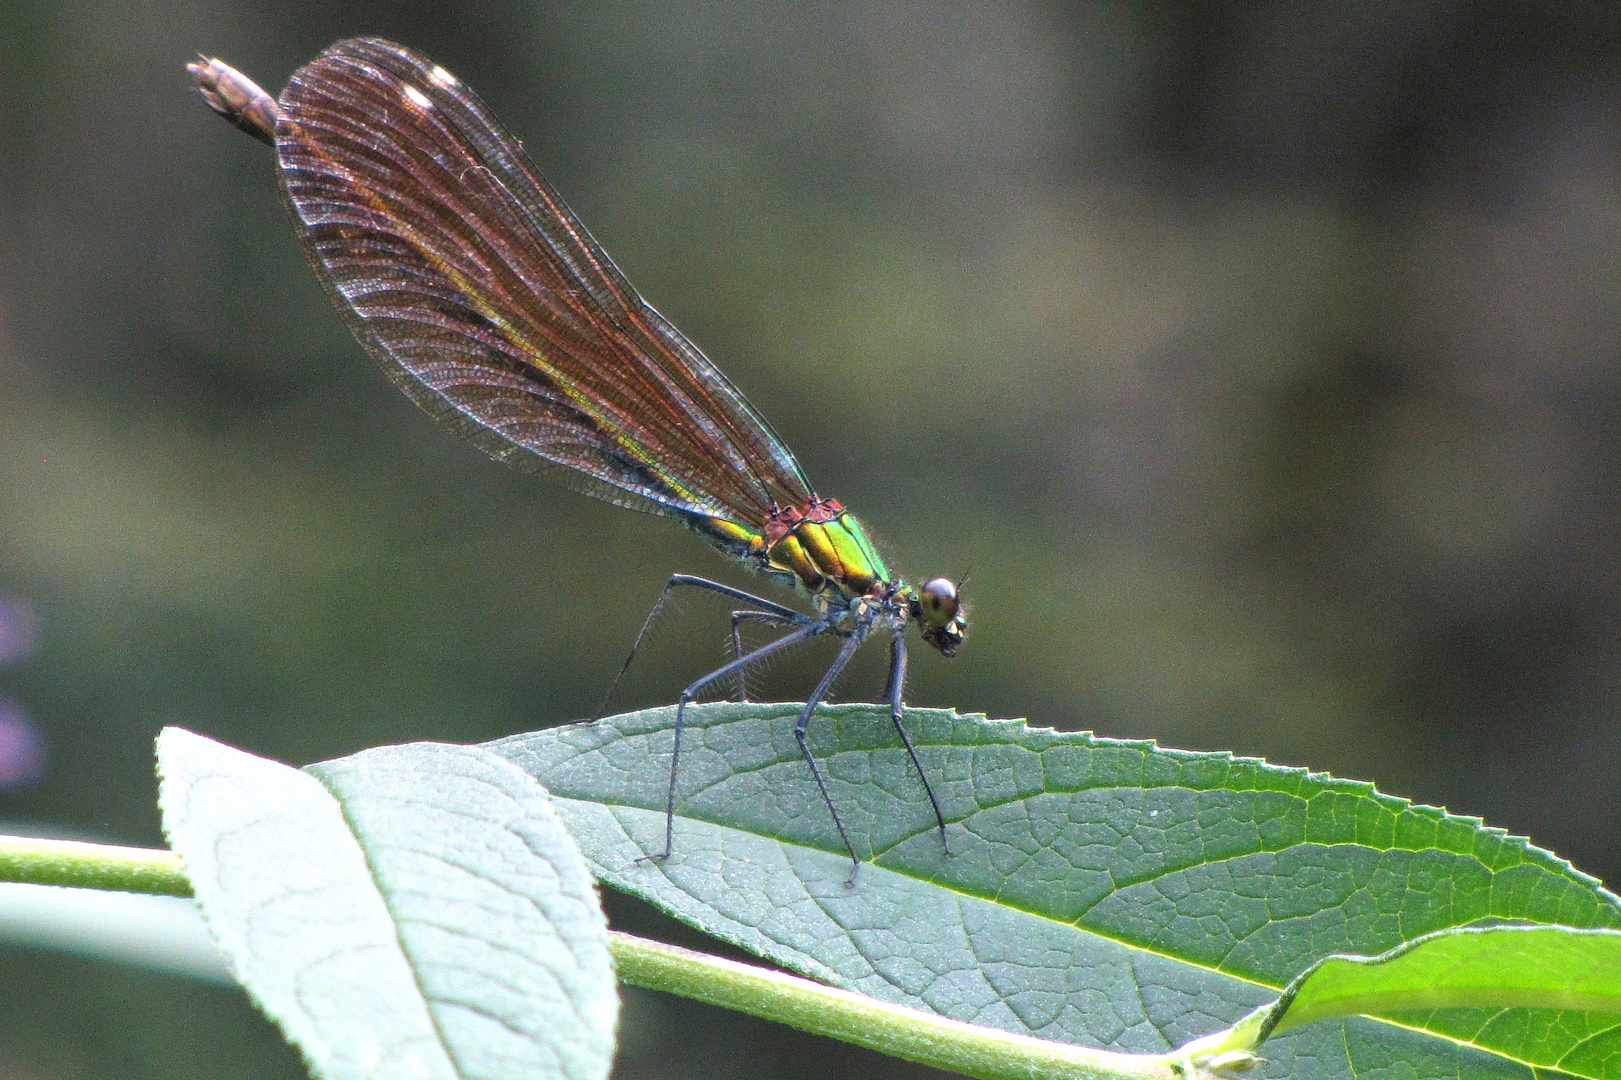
left=688, top=504, right=896, bottom=612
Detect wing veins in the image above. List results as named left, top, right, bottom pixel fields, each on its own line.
left=275, top=39, right=814, bottom=526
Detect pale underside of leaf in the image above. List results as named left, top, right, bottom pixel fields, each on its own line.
left=159, top=728, right=617, bottom=1080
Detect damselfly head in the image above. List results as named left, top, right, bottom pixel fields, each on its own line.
left=913, top=577, right=968, bottom=657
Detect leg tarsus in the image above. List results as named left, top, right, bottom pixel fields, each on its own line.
left=887, top=633, right=949, bottom=854
left=795, top=627, right=870, bottom=873
left=649, top=623, right=823, bottom=864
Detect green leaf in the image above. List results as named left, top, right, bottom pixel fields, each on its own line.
left=489, top=703, right=1621, bottom=1080
left=1262, top=924, right=1621, bottom=1079
left=1176, top=924, right=1621, bottom=1080
left=1272, top=925, right=1621, bottom=1034
left=159, top=728, right=618, bottom=1080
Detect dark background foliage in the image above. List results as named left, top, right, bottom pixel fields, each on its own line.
left=2, top=2, right=1620, bottom=1077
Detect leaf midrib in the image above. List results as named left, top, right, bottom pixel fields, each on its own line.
left=576, top=792, right=1287, bottom=992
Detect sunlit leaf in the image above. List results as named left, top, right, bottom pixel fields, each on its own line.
left=159, top=728, right=617, bottom=1080
left=1270, top=925, right=1621, bottom=1078
left=491, top=703, right=1621, bottom=1080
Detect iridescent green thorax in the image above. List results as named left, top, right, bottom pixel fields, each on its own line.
left=768, top=499, right=891, bottom=600
left=686, top=497, right=894, bottom=605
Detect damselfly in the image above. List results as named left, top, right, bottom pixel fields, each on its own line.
left=189, top=39, right=968, bottom=873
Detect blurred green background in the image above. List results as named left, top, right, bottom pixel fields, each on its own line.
left=3, top=1, right=1621, bottom=1076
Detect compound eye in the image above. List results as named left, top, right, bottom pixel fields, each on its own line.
left=918, top=577, right=960, bottom=628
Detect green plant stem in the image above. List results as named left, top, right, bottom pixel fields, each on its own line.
left=610, top=931, right=1176, bottom=1080
left=0, top=833, right=1183, bottom=1080
left=0, top=835, right=191, bottom=896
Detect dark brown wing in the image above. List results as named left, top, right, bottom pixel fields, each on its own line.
left=274, top=37, right=813, bottom=524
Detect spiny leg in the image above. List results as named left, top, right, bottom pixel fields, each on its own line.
left=645, top=621, right=824, bottom=863
left=730, top=609, right=796, bottom=701
left=597, top=573, right=811, bottom=719
left=885, top=632, right=949, bottom=853
left=795, top=623, right=874, bottom=883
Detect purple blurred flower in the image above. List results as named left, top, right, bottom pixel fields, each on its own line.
left=0, top=701, right=44, bottom=788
